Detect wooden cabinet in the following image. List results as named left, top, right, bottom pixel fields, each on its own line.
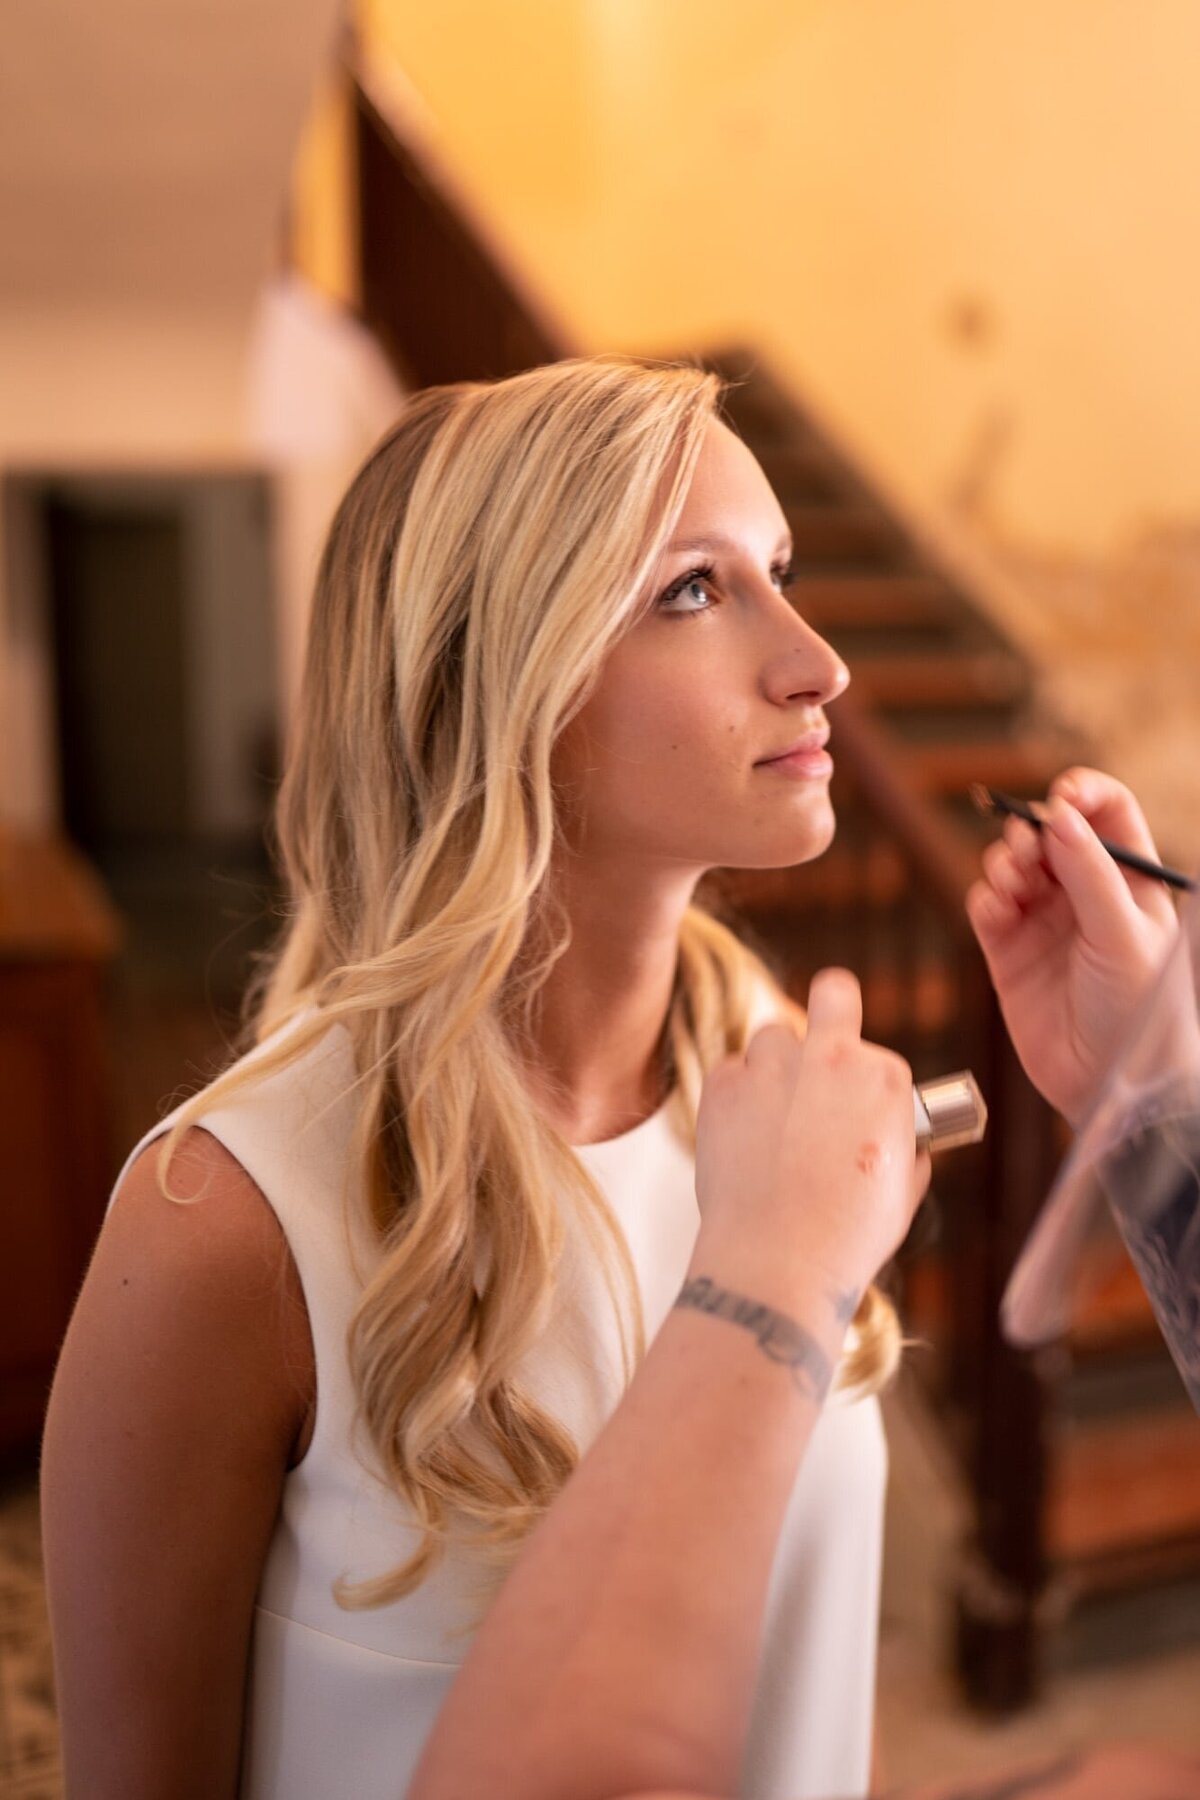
left=0, top=835, right=120, bottom=1455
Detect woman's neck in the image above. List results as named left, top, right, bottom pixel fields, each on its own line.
left=516, top=861, right=696, bottom=1143
left=523, top=958, right=678, bottom=1143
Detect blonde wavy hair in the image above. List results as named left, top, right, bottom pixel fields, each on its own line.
left=159, top=356, right=900, bottom=1608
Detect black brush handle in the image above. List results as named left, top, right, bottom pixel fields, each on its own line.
left=981, top=787, right=1196, bottom=894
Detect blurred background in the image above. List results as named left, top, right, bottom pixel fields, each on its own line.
left=2, top=2, right=1199, bottom=1793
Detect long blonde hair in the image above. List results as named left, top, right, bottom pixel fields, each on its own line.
left=159, top=357, right=899, bottom=1607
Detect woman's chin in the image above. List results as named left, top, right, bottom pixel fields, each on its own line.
left=780, top=793, right=837, bottom=865
left=726, top=803, right=838, bottom=872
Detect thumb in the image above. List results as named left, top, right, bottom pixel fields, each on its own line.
left=1040, top=797, right=1145, bottom=953
left=803, top=967, right=864, bottom=1040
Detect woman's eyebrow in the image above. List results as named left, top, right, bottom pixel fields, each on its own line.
left=667, top=531, right=794, bottom=558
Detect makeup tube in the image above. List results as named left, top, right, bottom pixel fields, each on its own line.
left=914, top=1073, right=986, bottom=1152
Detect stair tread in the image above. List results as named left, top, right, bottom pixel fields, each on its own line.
left=787, top=503, right=909, bottom=571
left=1047, top=1406, right=1200, bottom=1565
left=1067, top=1245, right=1165, bottom=1356
left=719, top=840, right=909, bottom=911
left=899, top=737, right=1071, bottom=796
left=755, top=442, right=846, bottom=502
left=884, top=710, right=1043, bottom=746
left=791, top=572, right=956, bottom=627
left=853, top=650, right=1031, bottom=710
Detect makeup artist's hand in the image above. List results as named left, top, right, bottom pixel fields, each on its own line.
left=694, top=968, right=930, bottom=1303
left=966, top=767, right=1186, bottom=1126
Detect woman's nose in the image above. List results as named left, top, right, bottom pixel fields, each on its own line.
left=763, top=610, right=850, bottom=707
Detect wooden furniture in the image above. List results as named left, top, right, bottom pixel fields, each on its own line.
left=0, top=832, right=120, bottom=1455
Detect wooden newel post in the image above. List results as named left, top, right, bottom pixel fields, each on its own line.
left=952, top=963, right=1063, bottom=1710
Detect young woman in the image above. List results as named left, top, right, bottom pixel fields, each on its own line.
left=404, top=772, right=1198, bottom=1800
left=42, top=357, right=928, bottom=1800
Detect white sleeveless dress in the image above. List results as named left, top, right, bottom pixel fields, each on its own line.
left=112, top=994, right=886, bottom=1800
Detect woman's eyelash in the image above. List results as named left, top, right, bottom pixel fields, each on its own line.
left=657, top=560, right=798, bottom=618
left=658, top=563, right=717, bottom=616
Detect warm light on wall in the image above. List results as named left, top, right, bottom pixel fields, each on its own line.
left=289, top=67, right=359, bottom=310
left=342, top=0, right=1200, bottom=563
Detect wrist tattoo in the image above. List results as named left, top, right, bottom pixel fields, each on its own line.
left=831, top=1284, right=860, bottom=1325
left=675, top=1276, right=845, bottom=1402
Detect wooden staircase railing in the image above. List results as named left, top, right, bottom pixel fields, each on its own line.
left=355, top=81, right=560, bottom=387
left=710, top=355, right=1200, bottom=1698
left=349, top=69, right=1200, bottom=1710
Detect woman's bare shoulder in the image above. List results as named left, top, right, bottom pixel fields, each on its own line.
left=112, top=1124, right=292, bottom=1274
left=84, top=1124, right=315, bottom=1462
left=118, top=1118, right=261, bottom=1200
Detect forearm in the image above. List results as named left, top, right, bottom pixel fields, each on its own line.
left=409, top=1255, right=854, bottom=1800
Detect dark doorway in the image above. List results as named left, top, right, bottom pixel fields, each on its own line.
left=47, top=499, right=192, bottom=855
left=25, top=472, right=284, bottom=1143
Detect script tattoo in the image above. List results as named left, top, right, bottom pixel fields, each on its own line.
left=675, top=1276, right=844, bottom=1402
left=832, top=1285, right=860, bottom=1325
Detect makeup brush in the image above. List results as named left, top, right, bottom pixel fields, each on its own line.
left=970, top=784, right=1197, bottom=894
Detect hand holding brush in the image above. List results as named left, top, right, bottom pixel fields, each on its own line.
left=971, top=783, right=1195, bottom=893
left=965, top=767, right=1187, bottom=1126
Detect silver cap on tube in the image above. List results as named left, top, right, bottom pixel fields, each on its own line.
left=913, top=1072, right=987, bottom=1151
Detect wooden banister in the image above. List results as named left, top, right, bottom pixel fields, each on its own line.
left=354, top=80, right=569, bottom=388
left=826, top=692, right=982, bottom=926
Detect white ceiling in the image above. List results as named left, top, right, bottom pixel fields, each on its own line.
left=0, top=0, right=347, bottom=312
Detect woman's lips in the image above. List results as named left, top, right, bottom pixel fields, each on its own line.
left=756, top=739, right=833, bottom=779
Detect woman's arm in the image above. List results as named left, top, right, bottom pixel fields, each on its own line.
left=41, top=1127, right=314, bottom=1800
left=410, top=969, right=926, bottom=1800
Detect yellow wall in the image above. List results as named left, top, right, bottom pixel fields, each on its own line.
left=357, top=0, right=1200, bottom=561
left=289, top=69, right=359, bottom=312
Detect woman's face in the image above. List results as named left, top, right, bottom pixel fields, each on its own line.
left=552, top=417, right=849, bottom=876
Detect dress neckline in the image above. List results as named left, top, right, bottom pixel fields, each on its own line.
left=570, top=1085, right=679, bottom=1153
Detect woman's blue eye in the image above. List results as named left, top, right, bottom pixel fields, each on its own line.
left=677, top=576, right=714, bottom=612
left=659, top=566, right=717, bottom=616
left=657, top=560, right=796, bottom=618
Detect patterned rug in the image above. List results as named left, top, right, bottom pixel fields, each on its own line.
left=0, top=1468, right=60, bottom=1800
